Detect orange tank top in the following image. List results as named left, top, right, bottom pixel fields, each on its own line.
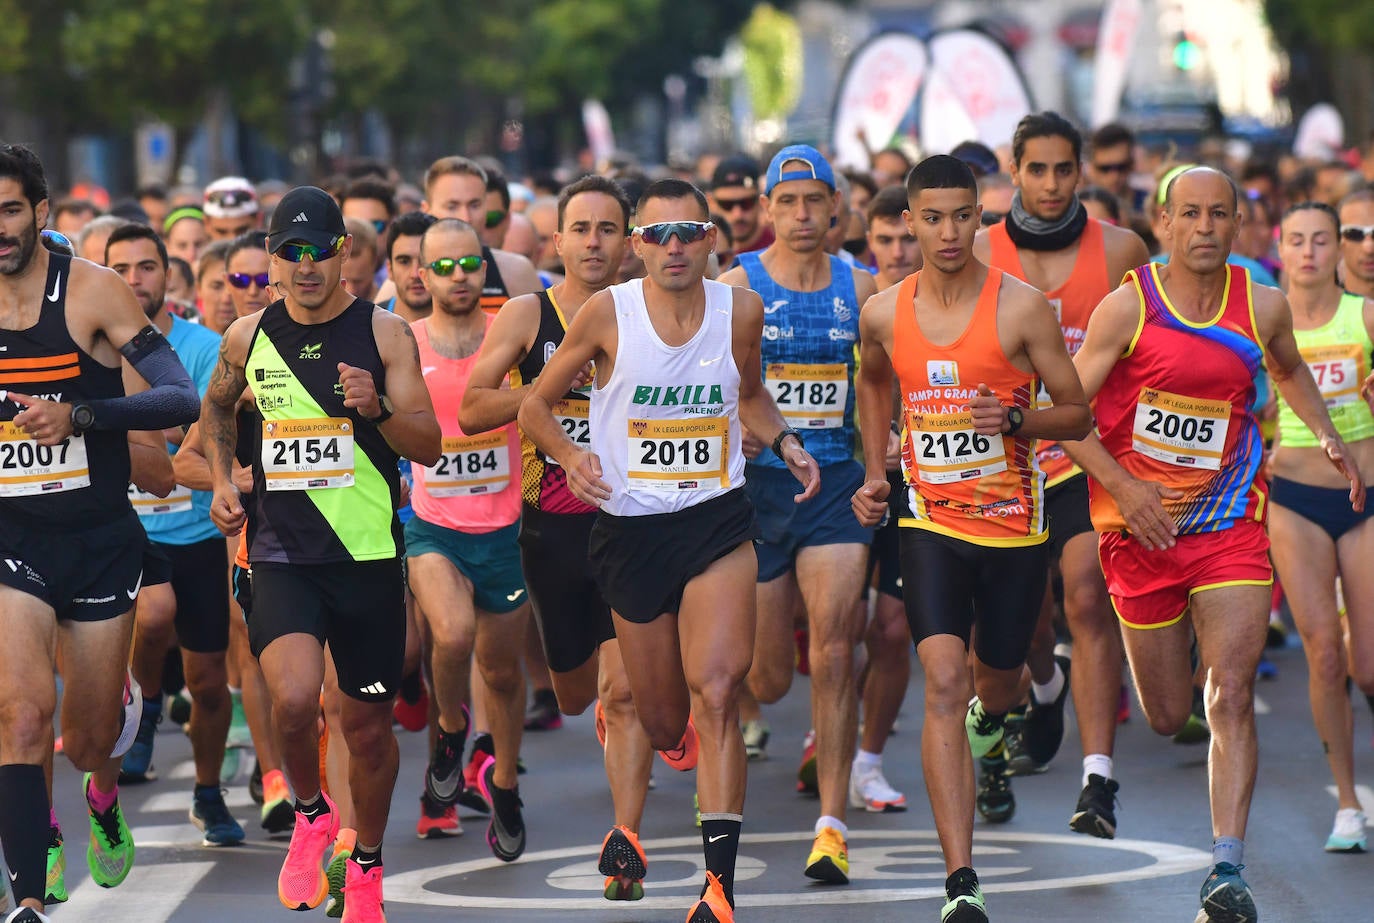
left=892, top=268, right=1046, bottom=547
left=989, top=218, right=1110, bottom=487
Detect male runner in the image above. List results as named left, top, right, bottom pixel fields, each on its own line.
left=974, top=111, right=1149, bottom=832
left=1339, top=186, right=1374, bottom=299
left=852, top=154, right=1091, bottom=923
left=0, top=143, right=200, bottom=923
left=717, top=144, right=877, bottom=883
left=520, top=178, right=819, bottom=923
left=201, top=185, right=441, bottom=921
left=381, top=212, right=438, bottom=323
left=709, top=155, right=773, bottom=259
left=202, top=177, right=260, bottom=241
left=867, top=186, right=922, bottom=290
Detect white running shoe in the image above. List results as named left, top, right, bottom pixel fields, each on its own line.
left=1325, top=807, right=1368, bottom=852
left=849, top=762, right=907, bottom=813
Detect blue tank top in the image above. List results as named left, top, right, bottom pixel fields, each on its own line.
left=739, top=251, right=860, bottom=468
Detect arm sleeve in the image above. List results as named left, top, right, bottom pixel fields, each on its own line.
left=85, top=326, right=202, bottom=431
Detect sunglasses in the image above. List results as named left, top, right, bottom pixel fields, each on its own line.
left=1341, top=225, right=1374, bottom=244
left=427, top=255, right=484, bottom=275
left=714, top=197, right=757, bottom=213
left=1092, top=160, right=1132, bottom=174
left=370, top=219, right=388, bottom=235
left=206, top=188, right=256, bottom=209
left=228, top=272, right=271, bottom=289
left=277, top=236, right=344, bottom=263
left=41, top=229, right=73, bottom=249
left=484, top=209, right=507, bottom=230
left=635, top=221, right=713, bottom=246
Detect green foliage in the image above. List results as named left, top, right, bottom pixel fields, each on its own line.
left=1265, top=0, right=1374, bottom=52
left=741, top=4, right=802, bottom=121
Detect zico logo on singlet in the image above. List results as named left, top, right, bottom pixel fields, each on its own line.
left=631, top=384, right=725, bottom=417
left=299, top=343, right=323, bottom=360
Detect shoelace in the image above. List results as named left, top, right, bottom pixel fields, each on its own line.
left=92, top=805, right=125, bottom=847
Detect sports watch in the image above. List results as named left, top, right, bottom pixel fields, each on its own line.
left=70, top=402, right=95, bottom=435
left=772, top=426, right=804, bottom=459
left=1005, top=406, right=1024, bottom=435
left=365, top=395, right=394, bottom=425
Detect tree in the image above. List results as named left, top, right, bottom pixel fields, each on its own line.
left=1265, top=0, right=1374, bottom=146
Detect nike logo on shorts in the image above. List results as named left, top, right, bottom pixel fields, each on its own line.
left=125, top=573, right=143, bottom=600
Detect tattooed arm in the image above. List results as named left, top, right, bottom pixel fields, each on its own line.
left=203, top=316, right=254, bottom=536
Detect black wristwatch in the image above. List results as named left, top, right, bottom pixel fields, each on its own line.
left=365, top=395, right=394, bottom=425
left=70, top=402, right=95, bottom=435
left=1004, top=406, right=1024, bottom=436
left=772, top=426, right=804, bottom=459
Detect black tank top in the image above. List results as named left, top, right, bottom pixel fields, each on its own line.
left=479, top=245, right=511, bottom=316
left=0, top=253, right=132, bottom=527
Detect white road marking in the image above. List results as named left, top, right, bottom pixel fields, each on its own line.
left=63, top=860, right=214, bottom=917
left=143, top=787, right=255, bottom=813
left=1253, top=693, right=1270, bottom=715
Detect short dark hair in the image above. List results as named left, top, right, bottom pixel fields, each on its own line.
left=137, top=182, right=169, bottom=202
left=637, top=178, right=709, bottom=221
left=1078, top=186, right=1122, bottom=223
left=1089, top=123, right=1134, bottom=153
left=843, top=170, right=879, bottom=202
left=0, top=144, right=49, bottom=207
left=557, top=174, right=632, bottom=232
left=484, top=165, right=510, bottom=212
left=53, top=198, right=98, bottom=221
left=1012, top=111, right=1083, bottom=165
left=709, top=213, right=734, bottom=246
left=105, top=222, right=168, bottom=268
left=225, top=230, right=269, bottom=270
left=906, top=155, right=978, bottom=200
left=385, top=210, right=437, bottom=260
left=167, top=256, right=194, bottom=290
left=867, top=185, right=910, bottom=223
left=341, top=179, right=397, bottom=219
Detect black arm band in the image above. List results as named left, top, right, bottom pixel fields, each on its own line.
left=86, top=327, right=201, bottom=431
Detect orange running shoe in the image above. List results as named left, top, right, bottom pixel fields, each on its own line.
left=598, top=825, right=646, bottom=901
left=594, top=699, right=607, bottom=749
left=685, top=871, right=733, bottom=922
left=657, top=716, right=699, bottom=772
left=278, top=792, right=339, bottom=911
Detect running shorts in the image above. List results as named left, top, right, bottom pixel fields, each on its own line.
left=0, top=510, right=144, bottom=622
left=519, top=505, right=613, bottom=674
left=404, top=516, right=527, bottom=615
left=748, top=459, right=873, bottom=582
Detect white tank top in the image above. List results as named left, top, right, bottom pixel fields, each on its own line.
left=591, top=278, right=745, bottom=516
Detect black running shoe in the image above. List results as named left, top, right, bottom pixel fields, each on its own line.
left=1069, top=774, right=1119, bottom=839
left=425, top=728, right=466, bottom=808
left=249, top=760, right=264, bottom=806
left=482, top=759, right=526, bottom=862
left=1023, top=654, right=1070, bottom=765
left=975, top=750, right=1014, bottom=824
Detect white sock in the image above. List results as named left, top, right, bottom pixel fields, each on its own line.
left=1083, top=754, right=1113, bottom=787
left=816, top=815, right=847, bottom=837
left=853, top=750, right=881, bottom=773
left=1032, top=662, right=1065, bottom=705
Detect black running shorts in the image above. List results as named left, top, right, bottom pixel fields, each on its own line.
left=150, top=536, right=232, bottom=653
left=519, top=505, right=613, bottom=674
left=0, top=510, right=144, bottom=622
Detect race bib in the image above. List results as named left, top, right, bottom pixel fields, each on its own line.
left=627, top=417, right=729, bottom=491
left=0, top=423, right=89, bottom=497
left=424, top=432, right=511, bottom=497
left=1301, top=344, right=1361, bottom=408
left=128, top=482, right=193, bottom=515
left=261, top=418, right=355, bottom=490
left=908, top=411, right=1005, bottom=484
left=1132, top=389, right=1229, bottom=470
left=765, top=363, right=847, bottom=429
left=545, top=398, right=590, bottom=467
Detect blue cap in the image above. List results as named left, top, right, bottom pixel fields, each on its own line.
left=764, top=144, right=835, bottom=195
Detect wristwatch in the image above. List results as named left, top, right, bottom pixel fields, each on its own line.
left=1005, top=406, right=1024, bottom=436
left=365, top=395, right=394, bottom=425
left=772, top=426, right=804, bottom=459
left=70, top=402, right=95, bottom=435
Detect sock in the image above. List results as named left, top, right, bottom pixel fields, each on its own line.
left=1032, top=662, right=1065, bottom=705
left=700, top=814, right=742, bottom=908
left=1213, top=836, right=1243, bottom=868
left=193, top=783, right=221, bottom=802
left=350, top=842, right=382, bottom=870
left=296, top=792, right=328, bottom=820
left=333, top=827, right=357, bottom=861
left=853, top=749, right=881, bottom=773
left=49, top=807, right=58, bottom=828
left=1083, top=754, right=1114, bottom=787
left=86, top=775, right=118, bottom=815
left=815, top=815, right=847, bottom=838
left=945, top=866, right=979, bottom=900
left=262, top=769, right=290, bottom=804
left=471, top=731, right=495, bottom=758
left=0, top=764, right=50, bottom=905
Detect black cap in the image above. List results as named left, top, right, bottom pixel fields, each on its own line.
left=950, top=141, right=1000, bottom=178
left=711, top=155, right=761, bottom=192
left=267, top=186, right=347, bottom=254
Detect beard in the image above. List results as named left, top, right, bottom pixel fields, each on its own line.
left=0, top=220, right=39, bottom=277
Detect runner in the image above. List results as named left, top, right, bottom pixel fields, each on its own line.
left=1063, top=166, right=1363, bottom=923
left=380, top=212, right=438, bottom=323
left=0, top=143, right=200, bottom=923
left=202, top=178, right=260, bottom=241
left=200, top=185, right=441, bottom=921
left=1267, top=201, right=1374, bottom=852
left=1338, top=187, right=1374, bottom=299
left=717, top=144, right=877, bottom=884
left=852, top=154, right=1091, bottom=923
left=709, top=155, right=773, bottom=260
left=866, top=186, right=922, bottom=291
left=973, top=111, right=1149, bottom=833
left=519, top=178, right=820, bottom=923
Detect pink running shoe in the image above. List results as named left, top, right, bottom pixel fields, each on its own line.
left=657, top=716, right=699, bottom=772
left=278, top=792, right=339, bottom=910
left=340, top=858, right=385, bottom=922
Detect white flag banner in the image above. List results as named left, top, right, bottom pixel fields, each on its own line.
left=926, top=29, right=1033, bottom=149
left=918, top=68, right=981, bottom=155
left=1091, top=0, right=1142, bottom=127
left=582, top=99, right=616, bottom=167
left=830, top=32, right=928, bottom=171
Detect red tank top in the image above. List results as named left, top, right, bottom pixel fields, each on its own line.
left=892, top=268, right=1045, bottom=547
left=989, top=218, right=1111, bottom=487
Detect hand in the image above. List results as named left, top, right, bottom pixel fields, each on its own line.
left=1113, top=476, right=1183, bottom=551
left=741, top=425, right=765, bottom=460
left=231, top=464, right=253, bottom=494
left=1320, top=432, right=1366, bottom=512
left=570, top=362, right=595, bottom=390
left=852, top=477, right=891, bottom=527
left=780, top=439, right=820, bottom=502
left=210, top=485, right=246, bottom=536
left=564, top=449, right=612, bottom=507
left=7, top=392, right=74, bottom=445
left=884, top=428, right=903, bottom=469
left=969, top=383, right=1009, bottom=436
left=397, top=476, right=411, bottom=510
left=337, top=363, right=380, bottom=419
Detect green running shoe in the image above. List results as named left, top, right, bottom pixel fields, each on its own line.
left=324, top=850, right=348, bottom=918
left=84, top=774, right=134, bottom=888
left=46, top=824, right=67, bottom=903
left=965, top=697, right=1005, bottom=759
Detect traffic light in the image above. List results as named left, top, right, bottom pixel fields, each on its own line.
left=1173, top=32, right=1202, bottom=71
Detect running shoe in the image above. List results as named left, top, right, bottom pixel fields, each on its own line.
left=941, top=872, right=988, bottom=923
left=325, top=851, right=348, bottom=919
left=1003, top=715, right=1046, bottom=777
left=741, top=720, right=770, bottom=762
left=1173, top=686, right=1210, bottom=745
left=45, top=825, right=66, bottom=904
left=1022, top=655, right=1070, bottom=765
left=965, top=698, right=1004, bottom=759
left=1325, top=808, right=1368, bottom=853
left=480, top=758, right=526, bottom=862
left=118, top=699, right=161, bottom=784
left=391, top=676, right=428, bottom=733
left=849, top=762, right=907, bottom=813
left=523, top=688, right=563, bottom=731
left=84, top=774, right=134, bottom=888
left=796, top=729, right=818, bottom=795
left=1198, top=861, right=1257, bottom=923
left=457, top=733, right=494, bottom=815
left=167, top=688, right=192, bottom=727
left=340, top=858, right=385, bottom=923
left=249, top=760, right=264, bottom=806
left=111, top=671, right=142, bottom=759
left=278, top=793, right=339, bottom=911
left=220, top=746, right=242, bottom=784
left=657, top=716, right=699, bottom=772
left=225, top=689, right=252, bottom=749
left=5, top=908, right=53, bottom=922
left=1069, top=774, right=1119, bottom=839
left=190, top=787, right=246, bottom=847
left=261, top=770, right=294, bottom=834
left=424, top=717, right=468, bottom=808
left=975, top=750, right=1014, bottom=824
left=803, top=826, right=849, bottom=884
left=1255, top=654, right=1278, bottom=680
left=598, top=825, right=646, bottom=901
left=416, top=793, right=462, bottom=839
left=685, top=870, right=733, bottom=923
